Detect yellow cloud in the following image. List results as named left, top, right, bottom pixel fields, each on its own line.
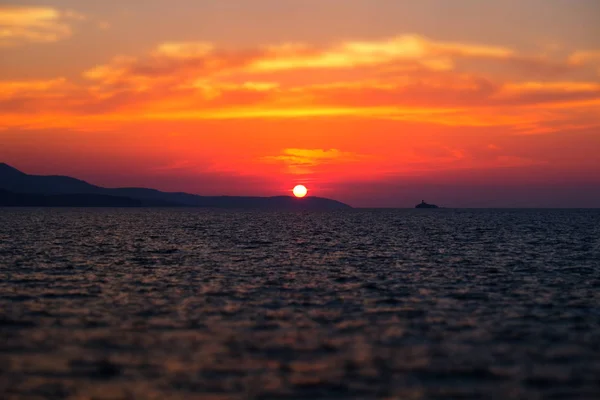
left=136, top=104, right=467, bottom=122
left=250, top=35, right=512, bottom=73
left=83, top=34, right=516, bottom=90
left=184, top=79, right=279, bottom=92
left=2, top=34, right=599, bottom=136
left=0, top=6, right=85, bottom=47
left=84, top=56, right=136, bottom=82
left=272, top=148, right=360, bottom=164
left=261, top=148, right=367, bottom=174
left=152, top=42, right=214, bottom=58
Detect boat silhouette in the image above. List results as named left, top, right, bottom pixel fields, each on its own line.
left=415, top=200, right=439, bottom=209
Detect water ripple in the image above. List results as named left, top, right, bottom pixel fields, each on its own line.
left=1, top=208, right=599, bottom=399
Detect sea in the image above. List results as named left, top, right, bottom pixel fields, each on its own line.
left=1, top=208, right=599, bottom=399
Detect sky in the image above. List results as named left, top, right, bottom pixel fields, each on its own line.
left=1, top=0, right=599, bottom=207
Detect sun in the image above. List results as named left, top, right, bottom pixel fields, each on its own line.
left=293, top=185, right=308, bottom=198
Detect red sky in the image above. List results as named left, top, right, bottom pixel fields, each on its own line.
left=1, top=1, right=599, bottom=207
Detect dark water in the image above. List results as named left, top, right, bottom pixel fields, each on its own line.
left=1, top=208, right=599, bottom=400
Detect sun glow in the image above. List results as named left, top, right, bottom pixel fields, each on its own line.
left=293, top=185, right=308, bottom=198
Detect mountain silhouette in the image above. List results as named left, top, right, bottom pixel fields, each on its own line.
left=0, top=163, right=351, bottom=210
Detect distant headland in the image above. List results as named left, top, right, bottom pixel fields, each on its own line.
left=0, top=163, right=351, bottom=210
left=415, top=200, right=439, bottom=209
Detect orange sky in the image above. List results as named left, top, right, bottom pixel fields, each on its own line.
left=1, top=1, right=599, bottom=207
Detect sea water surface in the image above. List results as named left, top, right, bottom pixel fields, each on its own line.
left=1, top=208, right=599, bottom=399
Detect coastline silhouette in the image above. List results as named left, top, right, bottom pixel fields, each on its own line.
left=0, top=163, right=350, bottom=210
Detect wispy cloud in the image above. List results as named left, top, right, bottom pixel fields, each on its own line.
left=0, top=33, right=599, bottom=133
left=81, top=34, right=518, bottom=86
left=250, top=35, right=513, bottom=73
left=0, top=78, right=69, bottom=97
left=0, top=6, right=85, bottom=47
left=262, top=148, right=367, bottom=174
left=568, top=50, right=600, bottom=66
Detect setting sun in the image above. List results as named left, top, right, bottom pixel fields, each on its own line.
left=293, top=185, right=308, bottom=198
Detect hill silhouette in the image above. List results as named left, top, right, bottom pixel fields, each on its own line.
left=0, top=189, right=146, bottom=207
left=0, top=163, right=351, bottom=210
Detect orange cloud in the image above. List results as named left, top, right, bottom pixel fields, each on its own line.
left=0, top=78, right=69, bottom=97
left=1, top=34, right=599, bottom=135
left=82, top=34, right=516, bottom=87
left=262, top=148, right=367, bottom=174
left=0, top=6, right=85, bottom=47
left=568, top=50, right=600, bottom=66
left=501, top=81, right=600, bottom=93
